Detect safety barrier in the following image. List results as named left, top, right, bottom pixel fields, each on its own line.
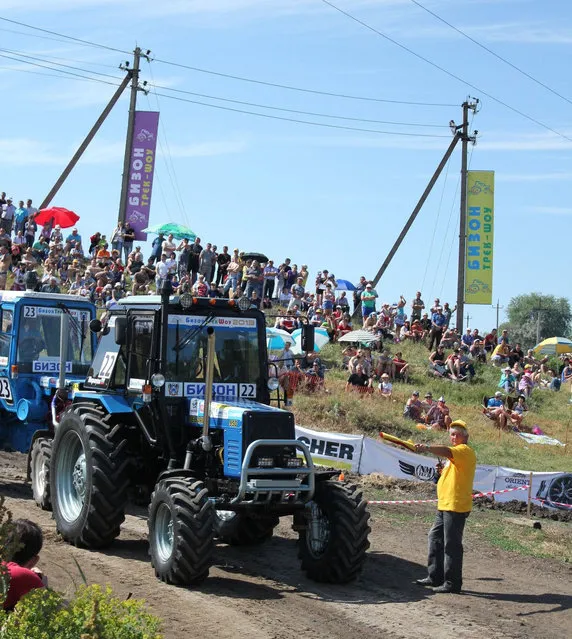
left=367, top=484, right=529, bottom=505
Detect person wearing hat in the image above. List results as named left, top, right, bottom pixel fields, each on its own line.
left=403, top=390, right=423, bottom=421
left=414, top=420, right=476, bottom=593
left=425, top=396, right=452, bottom=431
left=484, top=391, right=509, bottom=429
left=498, top=366, right=517, bottom=394
left=0, top=197, right=15, bottom=234
left=422, top=391, right=435, bottom=411
left=360, top=282, right=377, bottom=321
left=377, top=372, right=393, bottom=400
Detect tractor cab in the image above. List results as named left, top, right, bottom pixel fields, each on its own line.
left=0, top=290, right=96, bottom=452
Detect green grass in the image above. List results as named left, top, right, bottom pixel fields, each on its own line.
left=290, top=340, right=572, bottom=472
left=473, top=514, right=572, bottom=562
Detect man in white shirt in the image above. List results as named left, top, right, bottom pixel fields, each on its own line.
left=155, top=253, right=169, bottom=288
left=1, top=198, right=16, bottom=234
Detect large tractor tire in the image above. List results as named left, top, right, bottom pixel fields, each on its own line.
left=148, top=477, right=214, bottom=586
left=214, top=511, right=279, bottom=546
left=30, top=437, right=52, bottom=510
left=50, top=403, right=129, bottom=548
left=298, top=480, right=370, bottom=583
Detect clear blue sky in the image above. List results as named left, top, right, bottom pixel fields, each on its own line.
left=0, top=0, right=570, bottom=332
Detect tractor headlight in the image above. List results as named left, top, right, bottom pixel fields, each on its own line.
left=237, top=296, right=251, bottom=311
left=180, top=293, right=193, bottom=309
left=267, top=377, right=279, bottom=391
left=257, top=457, right=275, bottom=468
left=285, top=457, right=303, bottom=468
left=151, top=373, right=166, bottom=388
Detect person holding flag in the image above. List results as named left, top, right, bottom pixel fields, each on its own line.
left=414, top=421, right=477, bottom=594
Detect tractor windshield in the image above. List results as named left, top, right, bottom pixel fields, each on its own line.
left=166, top=314, right=261, bottom=386
left=18, top=305, right=93, bottom=375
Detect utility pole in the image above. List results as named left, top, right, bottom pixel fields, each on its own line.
left=465, top=313, right=472, bottom=330
left=532, top=296, right=548, bottom=344
left=118, top=47, right=150, bottom=226
left=40, top=72, right=133, bottom=211
left=492, top=299, right=503, bottom=329
left=455, top=99, right=479, bottom=333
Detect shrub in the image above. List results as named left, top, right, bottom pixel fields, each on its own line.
left=0, top=584, right=162, bottom=639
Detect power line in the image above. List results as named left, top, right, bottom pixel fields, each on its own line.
left=0, top=50, right=448, bottom=136
left=0, top=52, right=122, bottom=87
left=0, top=16, right=129, bottom=54
left=408, top=0, right=572, bottom=107
left=154, top=90, right=450, bottom=137
left=321, top=0, right=572, bottom=143
left=152, top=57, right=457, bottom=107
left=151, top=83, right=449, bottom=128
left=0, top=14, right=457, bottom=108
left=0, top=48, right=123, bottom=81
left=1, top=45, right=451, bottom=131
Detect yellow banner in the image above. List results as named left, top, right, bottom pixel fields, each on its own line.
left=465, top=171, right=494, bottom=305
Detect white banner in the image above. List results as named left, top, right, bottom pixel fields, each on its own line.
left=294, top=426, right=569, bottom=509
left=295, top=425, right=363, bottom=472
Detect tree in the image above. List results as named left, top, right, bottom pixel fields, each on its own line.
left=501, top=293, right=571, bottom=348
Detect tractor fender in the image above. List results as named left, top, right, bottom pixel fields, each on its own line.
left=72, top=392, right=133, bottom=414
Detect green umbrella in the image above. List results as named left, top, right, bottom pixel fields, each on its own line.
left=142, top=222, right=197, bottom=241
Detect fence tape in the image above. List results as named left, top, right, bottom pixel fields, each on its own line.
left=367, top=484, right=529, bottom=505
left=532, top=497, right=572, bottom=510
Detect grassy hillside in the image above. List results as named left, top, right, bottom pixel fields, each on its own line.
left=290, top=340, right=572, bottom=472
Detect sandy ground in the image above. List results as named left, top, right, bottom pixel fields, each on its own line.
left=1, top=451, right=571, bottom=639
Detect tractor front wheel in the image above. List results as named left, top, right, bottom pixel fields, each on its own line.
left=50, top=404, right=129, bottom=548
left=298, top=480, right=370, bottom=583
left=148, top=477, right=214, bottom=586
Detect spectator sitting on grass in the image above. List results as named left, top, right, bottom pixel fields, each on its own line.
left=425, top=396, right=451, bottom=430
left=484, top=390, right=509, bottom=429
left=336, top=314, right=352, bottom=340
left=348, top=350, right=371, bottom=376
left=403, top=390, right=423, bottom=420
left=509, top=394, right=528, bottom=430
left=345, top=364, right=371, bottom=393
left=470, top=338, right=487, bottom=363
left=2, top=519, right=47, bottom=611
left=375, top=349, right=395, bottom=379
left=429, top=345, right=447, bottom=378
left=490, top=339, right=510, bottom=367
left=483, top=327, right=498, bottom=353
left=393, top=351, right=410, bottom=382
left=498, top=366, right=517, bottom=394
left=459, top=345, right=476, bottom=379
left=378, top=372, right=393, bottom=399
left=518, top=368, right=535, bottom=398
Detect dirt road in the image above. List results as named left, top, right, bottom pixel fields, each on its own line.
left=1, top=451, right=570, bottom=639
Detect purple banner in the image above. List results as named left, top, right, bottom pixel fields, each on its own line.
left=125, top=111, right=159, bottom=240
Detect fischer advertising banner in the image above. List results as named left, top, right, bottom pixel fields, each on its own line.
left=295, top=426, right=569, bottom=509
left=465, top=170, right=494, bottom=305
left=294, top=426, right=363, bottom=472
left=125, top=111, right=159, bottom=240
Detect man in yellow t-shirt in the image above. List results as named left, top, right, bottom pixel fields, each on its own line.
left=414, top=420, right=477, bottom=593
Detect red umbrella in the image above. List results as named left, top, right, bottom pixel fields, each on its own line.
left=35, top=206, right=80, bottom=229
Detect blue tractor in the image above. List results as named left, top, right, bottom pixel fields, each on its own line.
left=49, top=284, right=371, bottom=586
left=0, top=290, right=96, bottom=510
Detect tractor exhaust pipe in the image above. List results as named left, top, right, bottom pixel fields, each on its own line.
left=201, top=326, right=216, bottom=451
left=58, top=312, right=70, bottom=390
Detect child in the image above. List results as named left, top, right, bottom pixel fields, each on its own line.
left=378, top=372, right=393, bottom=400
left=2, top=519, right=47, bottom=611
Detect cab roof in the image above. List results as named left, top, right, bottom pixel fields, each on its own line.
left=0, top=290, right=95, bottom=305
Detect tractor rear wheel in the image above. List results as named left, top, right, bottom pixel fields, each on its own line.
left=148, top=477, right=214, bottom=586
left=298, top=480, right=370, bottom=583
left=50, top=404, right=129, bottom=548
left=214, top=511, right=279, bottom=546
left=31, top=437, right=52, bottom=510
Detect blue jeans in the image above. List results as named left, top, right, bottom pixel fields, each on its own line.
left=427, top=510, right=469, bottom=590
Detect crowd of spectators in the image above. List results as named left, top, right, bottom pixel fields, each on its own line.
left=1, top=196, right=568, bottom=433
